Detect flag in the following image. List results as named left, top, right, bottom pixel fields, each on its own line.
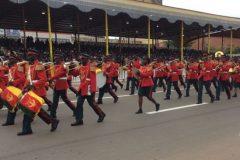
left=18, top=91, right=44, bottom=118
left=1, top=86, right=22, bottom=112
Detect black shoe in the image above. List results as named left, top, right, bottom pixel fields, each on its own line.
left=228, top=96, right=231, bottom=100
left=71, top=120, right=83, bottom=126
left=135, top=109, right=143, bottom=114
left=164, top=97, right=170, bottom=100
left=196, top=101, right=202, bottom=104
left=155, top=103, right=160, bottom=111
left=51, top=119, right=59, bottom=132
left=114, top=97, right=119, bottom=103
left=210, top=97, right=215, bottom=103
left=184, top=95, right=189, bottom=97
left=120, top=84, right=123, bottom=89
left=215, top=97, right=220, bottom=101
left=232, top=94, right=237, bottom=97
left=17, top=131, right=33, bottom=136
left=178, top=94, right=182, bottom=99
left=97, top=101, right=103, bottom=105
left=125, top=89, right=129, bottom=91
left=0, top=105, right=3, bottom=110
left=2, top=123, right=14, bottom=126
left=97, top=113, right=106, bottom=123
left=152, top=90, right=156, bottom=93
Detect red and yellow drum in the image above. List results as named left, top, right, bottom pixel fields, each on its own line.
left=1, top=86, right=22, bottom=112
left=18, top=91, right=45, bottom=118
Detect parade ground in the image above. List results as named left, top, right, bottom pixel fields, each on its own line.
left=1, top=84, right=240, bottom=160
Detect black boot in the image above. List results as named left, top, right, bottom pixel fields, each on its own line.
left=155, top=103, right=160, bottom=111
left=97, top=113, right=106, bottom=123
left=135, top=109, right=143, bottom=114
left=51, top=119, right=59, bottom=132
left=71, top=120, right=83, bottom=126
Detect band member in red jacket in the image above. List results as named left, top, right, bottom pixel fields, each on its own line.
left=125, top=62, right=133, bottom=91
left=130, top=56, right=140, bottom=95
left=97, top=56, right=118, bottom=104
left=17, top=50, right=59, bottom=136
left=112, top=59, right=123, bottom=91
left=2, top=53, right=26, bottom=126
left=176, top=59, right=186, bottom=89
left=0, top=62, right=9, bottom=109
left=49, top=54, right=76, bottom=119
left=135, top=57, right=160, bottom=114
left=152, top=58, right=166, bottom=92
left=185, top=59, right=199, bottom=97
left=197, top=58, right=215, bottom=104
left=165, top=60, right=182, bottom=100
left=70, top=54, right=106, bottom=126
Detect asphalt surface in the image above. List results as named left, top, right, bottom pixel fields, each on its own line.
left=0, top=82, right=240, bottom=160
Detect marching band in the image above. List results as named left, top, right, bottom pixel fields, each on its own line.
left=0, top=49, right=240, bottom=136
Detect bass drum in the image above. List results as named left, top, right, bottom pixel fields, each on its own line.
left=96, top=68, right=106, bottom=89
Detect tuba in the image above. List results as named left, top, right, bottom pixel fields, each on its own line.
left=215, top=51, right=224, bottom=58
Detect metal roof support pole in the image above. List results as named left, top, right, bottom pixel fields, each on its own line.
left=105, top=11, right=109, bottom=56
left=230, top=29, right=233, bottom=58
left=47, top=2, right=53, bottom=62
left=221, top=31, right=224, bottom=51
left=22, top=6, right=26, bottom=57
left=76, top=13, right=80, bottom=54
left=180, top=21, right=184, bottom=62
left=197, top=35, right=200, bottom=50
left=148, top=17, right=151, bottom=58
left=207, top=24, right=211, bottom=54
left=55, top=32, right=57, bottom=44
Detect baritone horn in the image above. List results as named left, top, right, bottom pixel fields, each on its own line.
left=215, top=51, right=224, bottom=58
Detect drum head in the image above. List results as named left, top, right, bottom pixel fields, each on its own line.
left=97, top=71, right=106, bottom=88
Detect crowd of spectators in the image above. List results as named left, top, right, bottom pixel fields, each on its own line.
left=0, top=37, right=204, bottom=63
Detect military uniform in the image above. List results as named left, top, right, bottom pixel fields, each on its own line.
left=152, top=61, right=166, bottom=92
left=49, top=59, right=76, bottom=119
left=97, top=59, right=118, bottom=104
left=136, top=62, right=160, bottom=114
left=197, top=60, right=215, bottom=104
left=0, top=64, right=9, bottom=109
left=185, top=61, right=199, bottom=97
left=71, top=58, right=106, bottom=126
left=130, top=58, right=140, bottom=95
left=165, top=61, right=182, bottom=100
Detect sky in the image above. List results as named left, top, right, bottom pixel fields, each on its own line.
left=163, top=0, right=240, bottom=18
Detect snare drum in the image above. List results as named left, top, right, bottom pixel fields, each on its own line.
left=96, top=68, right=106, bottom=89
left=1, top=86, right=22, bottom=112
left=18, top=91, right=45, bottom=118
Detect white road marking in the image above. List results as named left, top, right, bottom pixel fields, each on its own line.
left=146, top=103, right=208, bottom=115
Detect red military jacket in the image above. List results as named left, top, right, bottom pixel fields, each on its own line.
left=0, top=65, right=9, bottom=90
left=186, top=62, right=199, bottom=80
left=176, top=61, right=184, bottom=76
left=9, top=64, right=26, bottom=89
left=50, top=63, right=69, bottom=91
left=113, top=62, right=120, bottom=77
left=168, top=63, right=179, bottom=82
left=153, top=62, right=166, bottom=78
left=132, top=59, right=141, bottom=69
left=218, top=63, right=231, bottom=81
left=139, top=65, right=154, bottom=87
left=71, top=63, right=97, bottom=96
left=127, top=65, right=133, bottom=78
left=211, top=60, right=218, bottom=78
left=198, top=61, right=213, bottom=81
left=102, top=62, right=115, bottom=84
left=24, top=60, right=47, bottom=97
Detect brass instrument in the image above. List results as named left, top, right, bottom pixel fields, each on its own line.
left=215, top=51, right=224, bottom=58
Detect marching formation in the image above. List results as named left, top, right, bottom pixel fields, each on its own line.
left=0, top=49, right=240, bottom=136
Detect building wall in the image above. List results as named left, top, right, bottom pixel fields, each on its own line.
left=191, top=37, right=240, bottom=52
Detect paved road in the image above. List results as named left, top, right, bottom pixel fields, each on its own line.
left=0, top=84, right=240, bottom=160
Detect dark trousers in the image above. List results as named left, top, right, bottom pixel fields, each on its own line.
left=98, top=84, right=117, bottom=102
left=216, top=80, right=231, bottom=99
left=186, top=79, right=198, bottom=96
left=112, top=76, right=123, bottom=87
left=130, top=77, right=139, bottom=94
left=67, top=80, right=79, bottom=95
left=75, top=93, right=104, bottom=121
left=51, top=90, right=76, bottom=118
left=153, top=77, right=166, bottom=92
left=125, top=77, right=133, bottom=90
left=198, top=79, right=214, bottom=103
left=5, top=111, right=17, bottom=125
left=165, top=80, right=182, bottom=98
